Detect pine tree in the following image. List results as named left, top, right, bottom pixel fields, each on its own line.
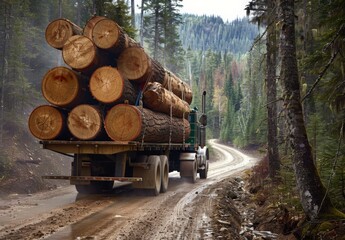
left=277, top=0, right=343, bottom=220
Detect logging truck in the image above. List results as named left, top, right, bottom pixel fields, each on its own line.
left=28, top=16, right=209, bottom=194
left=39, top=91, right=208, bottom=195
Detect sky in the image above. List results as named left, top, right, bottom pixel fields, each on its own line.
left=179, top=0, right=249, bottom=22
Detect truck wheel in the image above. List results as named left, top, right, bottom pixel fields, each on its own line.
left=148, top=155, right=161, bottom=196
left=160, top=155, right=169, bottom=193
left=180, top=160, right=197, bottom=183
left=199, top=162, right=209, bottom=179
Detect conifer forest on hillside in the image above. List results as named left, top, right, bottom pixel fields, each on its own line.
left=0, top=0, right=345, bottom=238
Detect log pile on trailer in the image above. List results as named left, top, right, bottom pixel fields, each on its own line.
left=29, top=16, right=193, bottom=144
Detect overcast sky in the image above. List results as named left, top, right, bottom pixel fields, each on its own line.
left=135, top=0, right=249, bottom=22
left=179, top=0, right=249, bottom=22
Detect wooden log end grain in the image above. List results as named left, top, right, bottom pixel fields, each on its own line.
left=62, top=35, right=97, bottom=73
left=105, top=104, right=142, bottom=141
left=45, top=18, right=82, bottom=49
left=117, top=47, right=151, bottom=81
left=90, top=66, right=124, bottom=104
left=92, top=19, right=122, bottom=50
left=42, top=67, right=81, bottom=108
left=28, top=105, right=65, bottom=140
left=83, top=16, right=107, bottom=40
left=67, top=104, right=103, bottom=140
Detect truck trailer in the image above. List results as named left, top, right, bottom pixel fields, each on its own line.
left=41, top=91, right=209, bottom=195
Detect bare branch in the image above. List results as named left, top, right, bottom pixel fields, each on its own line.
left=302, top=49, right=340, bottom=102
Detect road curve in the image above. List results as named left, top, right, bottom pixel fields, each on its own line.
left=0, top=140, right=258, bottom=240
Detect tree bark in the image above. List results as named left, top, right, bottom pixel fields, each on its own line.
left=143, top=82, right=190, bottom=118
left=67, top=104, right=105, bottom=140
left=28, top=105, right=67, bottom=140
left=278, top=0, right=334, bottom=220
left=41, top=66, right=92, bottom=108
left=89, top=66, right=137, bottom=104
left=266, top=1, right=280, bottom=178
left=62, top=35, right=112, bottom=74
left=163, top=70, right=193, bottom=104
left=104, top=104, right=190, bottom=142
left=45, top=18, right=82, bottom=49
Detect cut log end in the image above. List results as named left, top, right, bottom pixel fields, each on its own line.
left=62, top=35, right=96, bottom=71
left=90, top=66, right=124, bottom=104
left=93, top=19, right=121, bottom=49
left=68, top=105, right=102, bottom=140
left=105, top=104, right=142, bottom=141
left=117, top=47, right=150, bottom=81
left=42, top=67, right=79, bottom=107
left=83, top=16, right=107, bottom=39
left=45, top=19, right=81, bottom=49
left=28, top=105, right=64, bottom=140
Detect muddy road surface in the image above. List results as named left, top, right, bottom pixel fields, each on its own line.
left=0, top=140, right=257, bottom=240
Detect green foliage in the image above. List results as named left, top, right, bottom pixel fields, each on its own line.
left=179, top=15, right=258, bottom=55
left=104, top=0, right=137, bottom=39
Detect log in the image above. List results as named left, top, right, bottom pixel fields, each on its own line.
left=41, top=66, right=92, bottom=108
left=83, top=16, right=107, bottom=40
left=89, top=66, right=138, bottom=104
left=67, top=104, right=105, bottom=140
left=45, top=18, right=83, bottom=49
left=104, top=104, right=190, bottom=142
left=117, top=47, right=155, bottom=82
left=163, top=71, right=193, bottom=104
left=28, top=105, right=67, bottom=140
left=92, top=19, right=138, bottom=56
left=143, top=82, right=190, bottom=118
left=117, top=46, right=192, bottom=104
left=62, top=35, right=112, bottom=74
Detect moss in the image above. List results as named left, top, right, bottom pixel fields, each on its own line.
left=318, top=221, right=335, bottom=231
left=318, top=206, right=345, bottom=220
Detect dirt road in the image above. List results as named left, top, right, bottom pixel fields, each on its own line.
left=0, top=140, right=257, bottom=240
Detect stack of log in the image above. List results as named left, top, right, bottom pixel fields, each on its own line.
left=28, top=16, right=193, bottom=143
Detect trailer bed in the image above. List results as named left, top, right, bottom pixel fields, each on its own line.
left=40, top=140, right=195, bottom=155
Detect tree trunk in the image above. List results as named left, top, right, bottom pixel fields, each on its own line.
left=67, top=104, right=105, bottom=140
left=45, top=18, right=82, bottom=49
left=62, top=35, right=112, bottom=74
left=104, top=104, right=190, bottom=142
left=92, top=18, right=138, bottom=56
left=89, top=66, right=138, bottom=104
left=41, top=66, right=92, bottom=108
left=28, top=105, right=67, bottom=140
left=83, top=16, right=106, bottom=40
left=117, top=46, right=192, bottom=103
left=131, top=0, right=135, bottom=27
left=278, top=0, right=334, bottom=220
left=266, top=1, right=280, bottom=178
left=143, top=82, right=190, bottom=118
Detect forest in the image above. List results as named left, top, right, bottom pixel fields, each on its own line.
left=0, top=0, right=345, bottom=238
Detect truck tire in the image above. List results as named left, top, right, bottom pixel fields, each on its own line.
left=199, top=162, right=209, bottom=179
left=148, top=155, right=162, bottom=196
left=180, top=160, right=197, bottom=183
left=160, top=155, right=169, bottom=193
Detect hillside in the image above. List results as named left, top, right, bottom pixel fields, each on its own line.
left=179, top=14, right=258, bottom=54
